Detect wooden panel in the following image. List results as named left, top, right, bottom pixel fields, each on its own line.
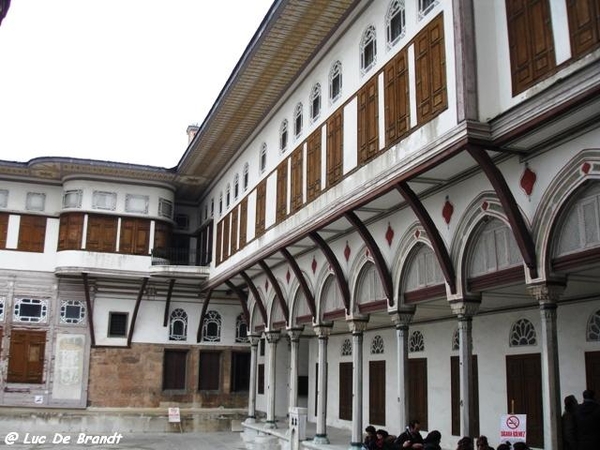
left=231, top=206, right=239, bottom=255
left=369, top=360, right=386, bottom=426
left=276, top=160, right=288, bottom=223
left=7, top=330, right=46, bottom=383
left=215, top=221, right=223, bottom=265
left=58, top=213, right=84, bottom=251
left=384, top=48, right=410, bottom=146
left=339, top=362, right=353, bottom=421
left=199, top=351, right=221, bottom=391
left=357, top=76, right=379, bottom=165
left=307, top=129, right=322, bottom=203
left=506, top=353, right=543, bottom=447
left=506, top=0, right=556, bottom=95
left=290, top=146, right=304, bottom=214
left=450, top=355, right=480, bottom=437
left=120, top=218, right=150, bottom=255
left=222, top=214, right=231, bottom=260
left=326, top=109, right=344, bottom=188
left=258, top=363, right=265, bottom=394
left=86, top=214, right=118, bottom=252
left=255, top=181, right=267, bottom=236
left=585, top=351, right=600, bottom=397
left=231, top=351, right=251, bottom=392
left=0, top=212, right=8, bottom=249
left=567, top=0, right=600, bottom=58
left=153, top=221, right=171, bottom=251
left=163, top=349, right=187, bottom=390
left=17, top=215, right=47, bottom=253
left=239, top=198, right=248, bottom=248
left=408, top=358, right=428, bottom=430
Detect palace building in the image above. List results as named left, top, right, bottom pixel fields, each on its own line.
left=1, top=1, right=599, bottom=449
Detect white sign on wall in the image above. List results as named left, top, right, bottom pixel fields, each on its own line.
left=500, top=414, right=527, bottom=443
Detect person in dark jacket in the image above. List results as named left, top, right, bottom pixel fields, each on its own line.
left=562, top=394, right=579, bottom=450
left=394, top=420, right=424, bottom=449
left=475, top=435, right=494, bottom=450
left=456, top=436, right=474, bottom=450
left=364, top=425, right=377, bottom=450
left=575, top=389, right=600, bottom=450
left=423, top=430, right=441, bottom=450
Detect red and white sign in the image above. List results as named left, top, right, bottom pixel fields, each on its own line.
left=500, top=414, right=527, bottom=443
left=168, top=407, right=181, bottom=423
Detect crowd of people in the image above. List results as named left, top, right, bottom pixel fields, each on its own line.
left=561, top=389, right=600, bottom=450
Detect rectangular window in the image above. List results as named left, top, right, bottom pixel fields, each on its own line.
left=258, top=363, right=265, bottom=394
left=125, top=194, right=149, bottom=214
left=26, top=192, right=46, bottom=212
left=58, top=213, right=84, bottom=251
left=306, top=129, right=322, bottom=203
left=17, top=214, right=47, bottom=252
left=506, top=0, right=556, bottom=95
left=230, top=206, right=239, bottom=255
left=0, top=212, right=8, bottom=249
left=86, top=214, right=118, bottom=252
left=158, top=198, right=173, bottom=219
left=385, top=48, right=410, bottom=146
left=231, top=351, right=251, bottom=392
left=239, top=198, right=248, bottom=249
left=92, top=191, right=117, bottom=211
left=0, top=189, right=8, bottom=208
left=199, top=351, right=221, bottom=391
left=415, top=13, right=448, bottom=123
left=326, top=110, right=343, bottom=188
left=339, top=362, right=353, bottom=421
left=108, top=312, right=128, bottom=337
left=276, top=160, right=288, bottom=223
left=255, top=180, right=267, bottom=237
left=153, top=221, right=171, bottom=253
left=567, top=0, right=600, bottom=59
left=290, top=147, right=304, bottom=214
left=62, top=190, right=82, bottom=209
left=163, top=349, right=187, bottom=390
left=358, top=77, right=379, bottom=165
left=119, top=217, right=150, bottom=255
left=259, top=338, right=265, bottom=356
left=7, top=330, right=46, bottom=383
left=215, top=221, right=223, bottom=265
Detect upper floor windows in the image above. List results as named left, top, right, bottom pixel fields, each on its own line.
left=158, top=198, right=173, bottom=219
left=202, top=310, right=222, bottom=342
left=63, top=190, right=83, bottom=209
left=0, top=189, right=7, bottom=208
left=169, top=308, right=188, bottom=341
left=243, top=163, right=249, bottom=190
left=219, top=192, right=223, bottom=216
left=14, top=298, right=48, bottom=323
left=387, top=0, right=406, bottom=46
left=26, top=192, right=46, bottom=212
left=360, top=25, right=377, bottom=74
left=280, top=120, right=289, bottom=153
left=418, top=0, right=438, bottom=19
left=259, top=143, right=267, bottom=174
left=234, top=173, right=240, bottom=200
left=294, top=103, right=303, bottom=137
left=310, top=83, right=322, bottom=122
left=60, top=300, right=86, bottom=325
left=329, top=61, right=342, bottom=103
left=125, top=194, right=149, bottom=214
left=226, top=184, right=231, bottom=208
left=92, top=191, right=117, bottom=211
left=210, top=198, right=214, bottom=217
left=235, top=313, right=249, bottom=343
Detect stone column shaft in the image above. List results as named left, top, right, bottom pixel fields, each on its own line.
left=392, top=312, right=413, bottom=428
left=288, top=328, right=303, bottom=411
left=265, top=331, right=281, bottom=428
left=348, top=318, right=368, bottom=449
left=247, top=335, right=260, bottom=421
left=313, top=324, right=332, bottom=444
left=458, top=316, right=473, bottom=437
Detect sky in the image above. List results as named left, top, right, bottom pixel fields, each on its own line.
left=0, top=0, right=274, bottom=168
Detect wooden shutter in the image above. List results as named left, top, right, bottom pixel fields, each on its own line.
left=58, top=213, right=84, bottom=251
left=215, top=221, right=223, bottom=265
left=357, top=76, right=379, bottom=165
left=408, top=358, right=428, bottom=430
left=239, top=198, right=248, bottom=248
left=7, top=330, right=46, bottom=383
left=231, top=207, right=239, bottom=255
left=385, top=48, right=410, bottom=145
left=120, top=218, right=150, bottom=255
left=290, top=147, right=304, bottom=214
left=86, top=215, right=118, bottom=252
left=339, top=362, right=353, bottom=421
left=506, top=0, right=556, bottom=95
left=326, top=109, right=344, bottom=188
left=199, top=351, right=221, bottom=391
left=231, top=351, right=251, bottom=392
left=276, top=160, right=288, bottom=223
left=567, top=0, right=600, bottom=58
left=153, top=221, right=171, bottom=251
left=415, top=13, right=447, bottom=124
left=17, top=215, right=47, bottom=252
left=585, top=351, right=600, bottom=395
left=0, top=212, right=8, bottom=249
left=255, top=181, right=267, bottom=237
left=222, top=214, right=230, bottom=260
left=163, top=349, right=187, bottom=390
left=258, top=363, right=265, bottom=394
left=306, top=129, right=322, bottom=203
left=369, top=360, right=386, bottom=425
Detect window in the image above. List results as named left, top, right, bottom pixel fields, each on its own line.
left=158, top=198, right=173, bottom=219
left=469, top=218, right=522, bottom=277
left=234, top=173, right=240, bottom=199
left=62, top=190, right=82, bottom=209
left=509, top=319, right=537, bottom=346
left=452, top=328, right=460, bottom=351
left=60, top=300, right=86, bottom=324
left=280, top=120, right=288, bottom=153
left=26, top=192, right=46, bottom=212
left=18, top=214, right=47, bottom=252
left=384, top=48, right=410, bottom=145
left=199, top=351, right=221, bottom=391
left=202, top=310, right=222, bottom=342
left=341, top=338, right=352, bottom=356
left=587, top=310, right=600, bottom=341
left=409, top=330, right=425, bottom=352
left=0, top=189, right=8, bottom=208
left=235, top=313, right=249, bottom=343
left=258, top=363, right=265, bottom=394
left=329, top=61, right=342, bottom=103
left=419, top=0, right=438, bottom=18
left=86, top=214, right=117, bottom=253
left=405, top=244, right=444, bottom=291
left=57, top=213, right=83, bottom=251
left=243, top=163, right=249, bottom=190
left=276, top=160, right=288, bottom=223
left=169, top=308, right=188, bottom=341
left=108, top=312, right=128, bottom=337
left=307, top=129, right=322, bottom=203
left=259, top=143, right=267, bottom=174
left=219, top=192, right=223, bottom=215
left=125, top=194, right=149, bottom=214
left=119, top=217, right=150, bottom=255
left=0, top=297, right=4, bottom=321
left=226, top=184, right=231, bottom=208
left=210, top=198, right=214, bottom=217
left=92, top=191, right=117, bottom=211
left=294, top=103, right=303, bottom=137
left=371, top=335, right=385, bottom=354
left=255, top=180, right=267, bottom=237
left=163, top=349, right=187, bottom=390
left=7, top=330, right=46, bottom=383
left=360, top=25, right=377, bottom=74
left=357, top=77, right=379, bottom=164
left=13, top=298, right=48, bottom=323
left=387, top=0, right=406, bottom=46
left=556, top=184, right=600, bottom=256
left=310, top=83, right=322, bottom=122
left=356, top=262, right=385, bottom=305
left=231, top=351, right=251, bottom=392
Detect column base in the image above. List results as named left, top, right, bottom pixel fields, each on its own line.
left=313, top=434, right=329, bottom=444
left=244, top=416, right=257, bottom=424
left=264, top=420, right=278, bottom=429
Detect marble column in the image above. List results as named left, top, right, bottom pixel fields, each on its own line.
left=265, top=330, right=281, bottom=428
left=246, top=334, right=261, bottom=422
left=313, top=323, right=333, bottom=444
left=528, top=282, right=565, bottom=450
left=287, top=327, right=304, bottom=411
left=391, top=310, right=414, bottom=428
left=348, top=317, right=369, bottom=449
left=450, top=299, right=480, bottom=438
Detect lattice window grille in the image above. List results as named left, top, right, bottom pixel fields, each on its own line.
left=587, top=310, right=600, bottom=341
left=386, top=0, right=406, bottom=47
left=510, top=319, right=537, bottom=347
left=371, top=335, right=385, bottom=354
left=169, top=308, right=188, bottom=341
left=321, top=276, right=344, bottom=314
left=60, top=300, right=86, bottom=325
left=14, top=298, right=48, bottom=323
left=357, top=263, right=385, bottom=304
left=159, top=198, right=173, bottom=219
left=62, top=190, right=83, bottom=209
left=469, top=219, right=522, bottom=277
left=202, top=310, right=222, bottom=342
left=341, top=338, right=352, bottom=356
left=452, top=328, right=459, bottom=351
left=236, top=314, right=249, bottom=343
left=406, top=245, right=444, bottom=291
left=409, top=330, right=425, bottom=352
left=125, top=194, right=149, bottom=214
left=557, top=184, right=600, bottom=256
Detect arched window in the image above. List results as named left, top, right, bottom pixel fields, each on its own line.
left=310, top=83, right=321, bottom=122
left=509, top=319, right=537, bottom=347
left=587, top=310, right=600, bottom=341
left=234, top=173, right=240, bottom=200
left=360, top=25, right=377, bottom=74
left=202, top=310, right=222, bottom=342
left=371, top=335, right=385, bottom=354
left=452, top=328, right=459, bottom=351
left=320, top=275, right=344, bottom=316
left=341, top=338, right=352, bottom=356
left=409, top=330, right=425, bottom=352
left=405, top=244, right=444, bottom=291
left=294, top=103, right=303, bottom=137
left=204, top=204, right=208, bottom=221
left=259, top=143, right=267, bottom=174
left=469, top=218, right=522, bottom=277
left=386, top=1, right=406, bottom=47
left=243, top=163, right=249, bottom=190
left=235, top=313, right=249, bottom=343
left=419, top=0, right=438, bottom=19
left=169, top=308, right=188, bottom=341
left=356, top=262, right=385, bottom=305
left=219, top=192, right=223, bottom=215
left=280, top=120, right=288, bottom=153
left=226, top=183, right=231, bottom=208
left=329, top=61, right=342, bottom=103
left=210, top=198, right=214, bottom=217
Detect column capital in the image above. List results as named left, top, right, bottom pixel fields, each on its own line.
left=248, top=334, right=262, bottom=346
left=527, top=280, right=566, bottom=305
left=286, top=327, right=304, bottom=342
left=449, top=297, right=481, bottom=318
left=346, top=315, right=369, bottom=334
left=313, top=321, right=334, bottom=338
left=390, top=308, right=415, bottom=329
left=265, top=330, right=281, bottom=344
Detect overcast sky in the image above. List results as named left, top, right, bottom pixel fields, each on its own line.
left=0, top=0, right=273, bottom=168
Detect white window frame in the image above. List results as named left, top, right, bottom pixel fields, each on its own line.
left=329, top=61, right=342, bottom=103
left=26, top=192, right=46, bottom=212
left=386, top=0, right=406, bottom=48
left=60, top=300, right=86, bottom=325
left=14, top=298, right=48, bottom=323
left=125, top=194, right=149, bottom=214
left=310, top=83, right=322, bottom=122
left=92, top=191, right=117, bottom=211
left=360, top=25, right=377, bottom=75
left=158, top=198, right=173, bottom=219
left=62, top=190, right=83, bottom=209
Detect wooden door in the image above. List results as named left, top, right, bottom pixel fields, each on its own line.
left=408, top=358, right=428, bottom=430
left=370, top=360, right=386, bottom=426
left=339, top=362, right=353, bottom=420
left=585, top=351, right=600, bottom=394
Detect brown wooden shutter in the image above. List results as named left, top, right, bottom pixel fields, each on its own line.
left=120, top=218, right=150, bottom=255
left=258, top=363, right=265, bottom=394
left=239, top=198, right=248, bottom=248
left=339, top=362, right=353, bottom=421
left=163, top=349, right=187, bottom=390
left=0, top=212, right=8, bottom=249
left=306, top=129, right=322, bottom=203
left=567, top=0, right=600, bottom=58
left=506, top=0, right=556, bottom=95
left=290, top=146, right=304, bottom=214
left=231, top=206, right=239, bottom=255
left=153, top=221, right=171, bottom=252
left=7, top=330, right=46, bottom=383
left=222, top=214, right=231, bottom=260
left=326, top=109, right=344, bottom=188
left=408, top=358, right=428, bottom=430
left=215, top=220, right=223, bottom=265
left=58, top=213, right=84, bottom=251
left=357, top=76, right=379, bottom=165
left=276, top=160, right=288, bottom=223
left=415, top=13, right=447, bottom=124
left=86, top=215, right=118, bottom=252
left=369, top=360, right=386, bottom=425
left=199, top=351, right=221, bottom=391
left=385, top=48, right=410, bottom=146
left=17, top=215, right=47, bottom=252
left=255, top=181, right=267, bottom=237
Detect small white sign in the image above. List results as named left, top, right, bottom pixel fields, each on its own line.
left=168, top=407, right=181, bottom=423
left=34, top=395, right=44, bottom=404
left=500, top=414, right=527, bottom=443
